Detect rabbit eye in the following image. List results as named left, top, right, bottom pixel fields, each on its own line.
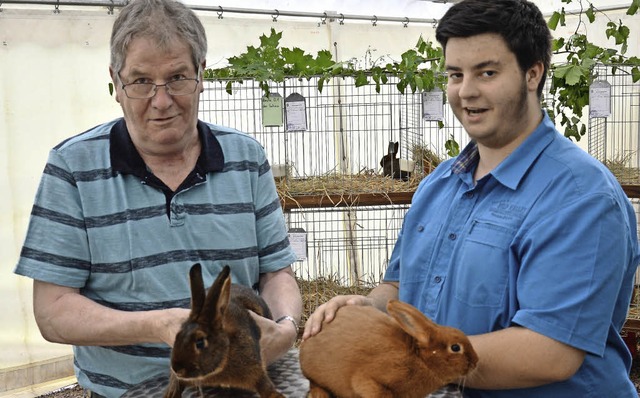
left=195, top=337, right=206, bottom=350
left=450, top=344, right=461, bottom=353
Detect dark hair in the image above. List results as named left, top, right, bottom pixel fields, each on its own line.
left=110, top=0, right=207, bottom=75
left=435, top=0, right=552, bottom=97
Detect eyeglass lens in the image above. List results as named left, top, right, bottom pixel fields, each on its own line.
left=125, top=80, right=198, bottom=99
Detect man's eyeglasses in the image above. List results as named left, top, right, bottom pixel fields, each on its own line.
left=118, top=70, right=200, bottom=99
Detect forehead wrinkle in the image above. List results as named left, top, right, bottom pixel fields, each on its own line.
left=125, top=62, right=191, bottom=78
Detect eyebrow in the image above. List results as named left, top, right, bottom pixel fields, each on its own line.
left=126, top=64, right=192, bottom=77
left=445, top=60, right=501, bottom=72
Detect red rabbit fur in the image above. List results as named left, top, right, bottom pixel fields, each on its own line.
left=164, top=263, right=284, bottom=398
left=299, top=299, right=478, bottom=398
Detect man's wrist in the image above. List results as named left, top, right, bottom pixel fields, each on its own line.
left=275, top=315, right=299, bottom=333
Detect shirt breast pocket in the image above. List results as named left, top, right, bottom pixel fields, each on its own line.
left=453, top=220, right=515, bottom=308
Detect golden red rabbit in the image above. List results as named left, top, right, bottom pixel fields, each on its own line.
left=299, top=299, right=478, bottom=398
left=164, top=264, right=284, bottom=398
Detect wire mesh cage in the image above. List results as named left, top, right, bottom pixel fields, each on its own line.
left=588, top=64, right=640, bottom=185
left=285, top=204, right=409, bottom=326
left=587, top=65, right=640, bottom=344
left=200, top=75, right=467, bottom=188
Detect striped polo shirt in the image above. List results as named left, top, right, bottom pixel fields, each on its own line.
left=14, top=118, right=296, bottom=397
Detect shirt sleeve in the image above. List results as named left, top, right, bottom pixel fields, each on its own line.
left=14, top=149, right=91, bottom=288
left=253, top=147, right=297, bottom=273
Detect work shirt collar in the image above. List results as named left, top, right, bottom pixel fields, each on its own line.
left=448, top=110, right=556, bottom=190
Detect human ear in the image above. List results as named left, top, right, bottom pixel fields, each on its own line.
left=199, top=61, right=206, bottom=93
left=526, top=61, right=545, bottom=92
left=108, top=66, right=122, bottom=104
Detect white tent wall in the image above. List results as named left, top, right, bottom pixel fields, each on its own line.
left=0, top=1, right=638, bottom=391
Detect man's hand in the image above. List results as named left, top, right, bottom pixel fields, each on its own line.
left=301, top=295, right=373, bottom=341
left=301, top=282, right=399, bottom=341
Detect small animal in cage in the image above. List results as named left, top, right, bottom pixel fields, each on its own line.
left=164, top=264, right=284, bottom=398
left=380, top=141, right=412, bottom=181
left=299, top=299, right=478, bottom=398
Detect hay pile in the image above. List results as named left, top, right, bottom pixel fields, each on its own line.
left=604, top=158, right=640, bottom=184
left=297, top=276, right=374, bottom=331
left=276, top=173, right=421, bottom=197
left=273, top=148, right=444, bottom=202
left=412, top=144, right=442, bottom=175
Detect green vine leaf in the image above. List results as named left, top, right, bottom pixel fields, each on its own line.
left=445, top=135, right=460, bottom=157
left=586, top=5, right=596, bottom=23
left=548, top=9, right=565, bottom=30
left=632, top=66, right=640, bottom=83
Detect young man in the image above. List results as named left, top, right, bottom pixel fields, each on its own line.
left=303, top=1, right=639, bottom=396
left=14, top=1, right=302, bottom=397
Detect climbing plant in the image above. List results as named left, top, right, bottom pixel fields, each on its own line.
left=203, top=1, right=640, bottom=155
left=204, top=28, right=446, bottom=97
left=547, top=0, right=640, bottom=141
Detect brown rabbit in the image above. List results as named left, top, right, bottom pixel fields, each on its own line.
left=299, top=299, right=478, bottom=398
left=164, top=264, right=284, bottom=398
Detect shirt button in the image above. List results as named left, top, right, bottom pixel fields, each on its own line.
left=417, top=225, right=425, bottom=232
left=434, top=276, right=442, bottom=283
left=448, top=233, right=457, bottom=240
left=464, top=192, right=474, bottom=199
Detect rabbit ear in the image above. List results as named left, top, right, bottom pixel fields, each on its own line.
left=188, top=263, right=206, bottom=318
left=200, top=265, right=231, bottom=324
left=387, top=141, right=396, bottom=155
left=386, top=299, right=436, bottom=344
left=393, top=142, right=399, bottom=153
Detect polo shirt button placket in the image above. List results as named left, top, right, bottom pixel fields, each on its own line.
left=170, top=201, right=186, bottom=226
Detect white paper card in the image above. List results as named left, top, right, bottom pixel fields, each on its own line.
left=422, top=89, right=444, bottom=121
left=589, top=80, right=611, bottom=118
left=288, top=228, right=307, bottom=261
left=285, top=93, right=307, bottom=132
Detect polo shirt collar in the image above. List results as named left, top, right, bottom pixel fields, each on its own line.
left=110, top=118, right=224, bottom=177
left=448, top=110, right=556, bottom=190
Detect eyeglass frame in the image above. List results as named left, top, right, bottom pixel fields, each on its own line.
left=117, top=67, right=201, bottom=99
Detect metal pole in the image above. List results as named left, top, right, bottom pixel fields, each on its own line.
left=1, top=0, right=438, bottom=24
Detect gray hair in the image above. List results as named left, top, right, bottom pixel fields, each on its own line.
left=110, top=0, right=207, bottom=74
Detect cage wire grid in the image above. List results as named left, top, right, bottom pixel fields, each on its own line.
left=200, top=75, right=469, bottom=179
left=198, top=75, right=467, bottom=293
left=588, top=64, right=640, bottom=184
left=199, top=69, right=640, bottom=324
left=585, top=65, right=640, bottom=324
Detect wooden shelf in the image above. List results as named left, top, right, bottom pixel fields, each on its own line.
left=280, top=184, right=640, bottom=211
left=622, top=185, right=640, bottom=199
left=281, top=191, right=414, bottom=211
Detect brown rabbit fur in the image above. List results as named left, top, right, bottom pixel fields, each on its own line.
left=299, top=299, right=478, bottom=398
left=164, top=264, right=284, bottom=398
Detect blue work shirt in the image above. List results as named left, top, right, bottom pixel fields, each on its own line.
left=384, top=112, right=639, bottom=397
